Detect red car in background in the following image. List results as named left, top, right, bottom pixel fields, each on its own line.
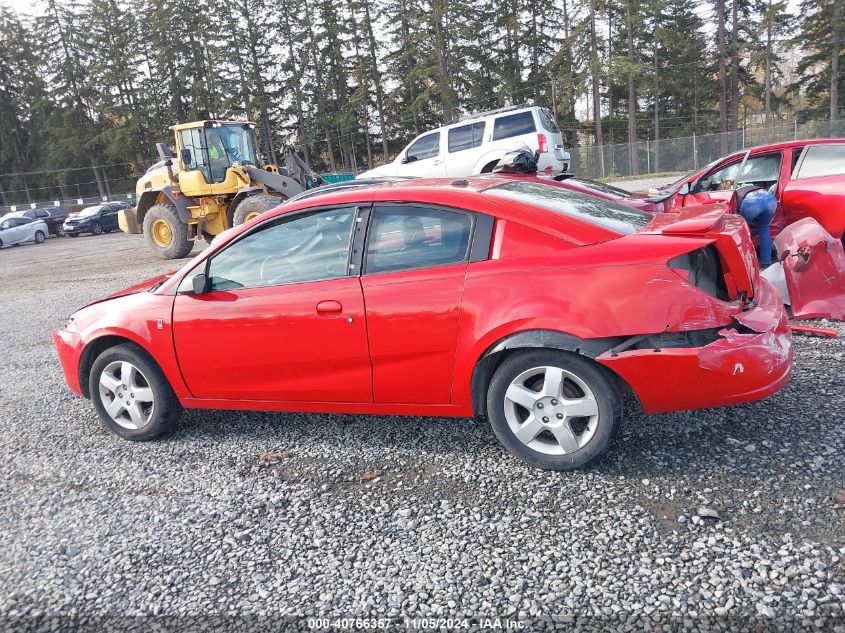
left=657, top=139, right=845, bottom=243
left=54, top=177, right=792, bottom=471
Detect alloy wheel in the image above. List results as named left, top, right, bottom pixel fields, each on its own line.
left=503, top=365, right=600, bottom=455
left=98, top=361, right=155, bottom=430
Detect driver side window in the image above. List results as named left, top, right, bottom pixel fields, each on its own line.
left=406, top=132, right=440, bottom=162
left=207, top=207, right=356, bottom=291
left=698, top=161, right=741, bottom=192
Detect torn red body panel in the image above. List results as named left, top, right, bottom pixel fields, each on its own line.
left=597, top=278, right=793, bottom=414
left=790, top=324, right=838, bottom=338
left=774, top=218, right=845, bottom=320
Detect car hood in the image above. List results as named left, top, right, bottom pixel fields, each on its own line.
left=357, top=163, right=398, bottom=179
left=104, top=272, right=175, bottom=300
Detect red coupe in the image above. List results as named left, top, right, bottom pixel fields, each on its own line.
left=54, top=177, right=793, bottom=470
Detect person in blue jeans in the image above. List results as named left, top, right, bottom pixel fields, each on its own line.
left=737, top=188, right=777, bottom=267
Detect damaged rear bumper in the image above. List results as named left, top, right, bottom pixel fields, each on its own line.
left=596, top=278, right=793, bottom=414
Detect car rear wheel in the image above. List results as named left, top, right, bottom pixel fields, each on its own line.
left=34, top=230, right=45, bottom=244
left=486, top=350, right=622, bottom=471
left=90, top=343, right=182, bottom=440
left=92, top=222, right=103, bottom=235
left=56, top=227, right=65, bottom=237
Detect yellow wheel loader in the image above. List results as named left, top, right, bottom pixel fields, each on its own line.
left=120, top=120, right=323, bottom=259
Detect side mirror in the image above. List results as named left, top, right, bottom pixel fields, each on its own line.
left=181, top=148, right=193, bottom=167
left=192, top=272, right=208, bottom=294
left=678, top=182, right=690, bottom=195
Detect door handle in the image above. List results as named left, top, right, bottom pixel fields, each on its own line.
left=316, top=300, right=343, bottom=314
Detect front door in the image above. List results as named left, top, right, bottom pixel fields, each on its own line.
left=173, top=205, right=372, bottom=402
left=102, top=207, right=118, bottom=231
left=399, top=131, right=446, bottom=177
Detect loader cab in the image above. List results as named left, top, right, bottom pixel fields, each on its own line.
left=173, top=121, right=258, bottom=192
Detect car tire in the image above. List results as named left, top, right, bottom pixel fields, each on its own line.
left=486, top=350, right=622, bottom=471
left=92, top=222, right=103, bottom=235
left=67, top=233, right=79, bottom=237
left=143, top=203, right=192, bottom=259
left=56, top=227, right=65, bottom=237
left=89, top=343, right=182, bottom=441
left=233, top=193, right=284, bottom=226
left=34, top=230, right=45, bottom=244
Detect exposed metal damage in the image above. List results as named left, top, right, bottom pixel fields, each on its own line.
left=766, top=218, right=845, bottom=321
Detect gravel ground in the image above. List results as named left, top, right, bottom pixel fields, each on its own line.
left=0, top=232, right=843, bottom=632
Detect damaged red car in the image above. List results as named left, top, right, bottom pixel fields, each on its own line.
left=54, top=177, right=793, bottom=470
left=657, top=139, right=845, bottom=242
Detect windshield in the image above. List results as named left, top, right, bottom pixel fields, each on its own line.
left=206, top=124, right=257, bottom=165
left=203, top=123, right=258, bottom=183
left=78, top=206, right=102, bottom=217
left=485, top=180, right=653, bottom=235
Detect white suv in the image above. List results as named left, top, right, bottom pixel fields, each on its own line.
left=358, top=106, right=571, bottom=179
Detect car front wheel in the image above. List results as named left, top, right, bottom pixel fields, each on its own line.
left=90, top=343, right=182, bottom=440
left=486, top=350, right=622, bottom=471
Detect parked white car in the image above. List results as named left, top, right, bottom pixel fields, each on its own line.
left=358, top=106, right=571, bottom=179
left=0, top=216, right=49, bottom=247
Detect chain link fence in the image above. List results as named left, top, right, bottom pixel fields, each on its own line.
left=571, top=119, right=845, bottom=181
left=3, top=118, right=844, bottom=216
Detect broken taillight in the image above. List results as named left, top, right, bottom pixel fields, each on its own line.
left=668, top=245, right=731, bottom=301
left=537, top=133, right=548, bottom=153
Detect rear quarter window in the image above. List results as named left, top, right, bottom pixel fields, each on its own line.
left=796, top=144, right=845, bottom=179
left=492, top=112, right=536, bottom=141
left=448, top=122, right=485, bottom=153
left=484, top=180, right=653, bottom=235
left=537, top=108, right=560, bottom=133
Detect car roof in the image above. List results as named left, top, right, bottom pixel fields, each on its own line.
left=273, top=175, right=622, bottom=246
left=745, top=138, right=844, bottom=154
left=444, top=106, right=540, bottom=130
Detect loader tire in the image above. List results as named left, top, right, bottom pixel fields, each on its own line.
left=233, top=194, right=284, bottom=226
left=143, top=203, right=192, bottom=260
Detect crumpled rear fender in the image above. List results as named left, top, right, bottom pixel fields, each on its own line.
left=596, top=278, right=793, bottom=414
left=774, top=218, right=845, bottom=320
